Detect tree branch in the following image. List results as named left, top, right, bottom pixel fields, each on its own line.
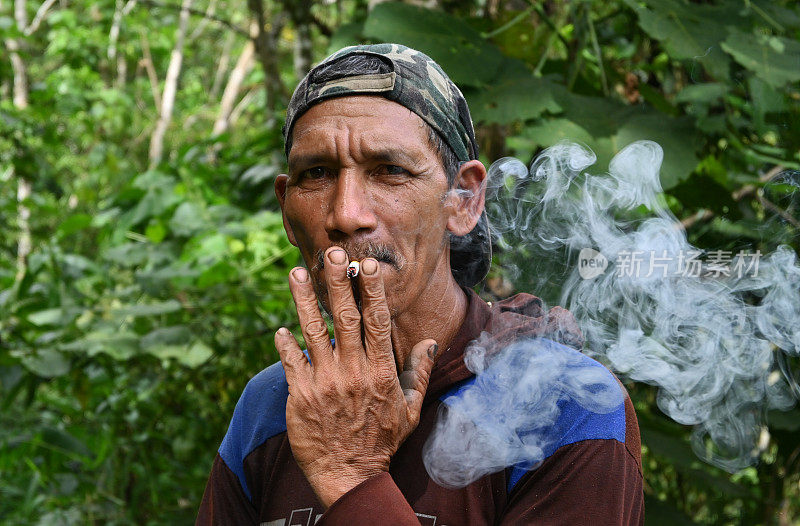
left=189, top=0, right=218, bottom=41
left=310, top=13, right=332, bottom=38
left=229, top=87, right=256, bottom=126
left=24, top=0, right=59, bottom=35
left=108, top=0, right=137, bottom=61
left=213, top=40, right=255, bottom=135
left=138, top=29, right=162, bottom=113
left=14, top=0, right=27, bottom=28
left=149, top=0, right=192, bottom=167
left=209, top=31, right=235, bottom=100
left=680, top=165, right=787, bottom=230
left=247, top=0, right=286, bottom=115
left=9, top=0, right=31, bottom=288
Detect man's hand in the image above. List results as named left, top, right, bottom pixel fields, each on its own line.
left=274, top=247, right=438, bottom=508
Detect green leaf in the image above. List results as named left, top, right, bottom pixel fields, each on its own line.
left=674, top=83, right=728, bottom=104
left=612, top=114, right=699, bottom=189
left=721, top=30, right=800, bottom=88
left=57, top=214, right=92, bottom=238
left=145, top=221, right=167, bottom=243
left=17, top=349, right=70, bottom=378
left=179, top=340, right=213, bottom=368
left=465, top=77, right=563, bottom=124
left=91, top=207, right=120, bottom=228
left=641, top=426, right=696, bottom=468
left=140, top=326, right=192, bottom=350
left=686, top=467, right=751, bottom=498
left=197, top=260, right=237, bottom=287
left=767, top=407, right=800, bottom=431
left=140, top=331, right=212, bottom=367
left=508, top=118, right=615, bottom=174
left=326, top=21, right=364, bottom=55
left=623, top=0, right=744, bottom=79
left=60, top=330, right=139, bottom=360
left=509, top=118, right=594, bottom=158
left=363, top=2, right=521, bottom=87
left=559, top=94, right=633, bottom=138
left=103, top=242, right=150, bottom=266
left=113, top=300, right=182, bottom=318
left=170, top=202, right=208, bottom=237
left=644, top=495, right=697, bottom=525
left=27, top=308, right=68, bottom=326
left=39, top=426, right=93, bottom=460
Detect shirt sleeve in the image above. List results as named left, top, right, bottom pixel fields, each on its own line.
left=317, top=472, right=421, bottom=525
left=196, top=453, right=258, bottom=526
left=499, top=438, right=644, bottom=525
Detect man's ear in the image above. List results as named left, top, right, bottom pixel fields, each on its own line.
left=446, top=160, right=488, bottom=236
left=274, top=174, right=298, bottom=247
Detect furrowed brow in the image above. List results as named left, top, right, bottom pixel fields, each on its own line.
left=288, top=153, right=334, bottom=172
left=364, top=148, right=420, bottom=167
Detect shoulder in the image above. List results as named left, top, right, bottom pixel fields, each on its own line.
left=439, top=338, right=635, bottom=493
left=218, top=361, right=289, bottom=501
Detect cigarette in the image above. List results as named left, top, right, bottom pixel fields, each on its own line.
left=347, top=260, right=360, bottom=279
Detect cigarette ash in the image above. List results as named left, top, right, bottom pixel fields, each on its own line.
left=440, top=140, right=800, bottom=474
left=347, top=260, right=360, bottom=279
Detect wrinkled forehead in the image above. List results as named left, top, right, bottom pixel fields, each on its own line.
left=288, top=96, right=434, bottom=163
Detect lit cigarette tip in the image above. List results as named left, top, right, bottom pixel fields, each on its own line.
left=347, top=260, right=360, bottom=279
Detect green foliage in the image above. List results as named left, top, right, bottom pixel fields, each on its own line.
left=1, top=0, right=799, bottom=523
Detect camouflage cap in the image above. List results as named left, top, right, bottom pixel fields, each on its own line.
left=282, top=43, right=491, bottom=288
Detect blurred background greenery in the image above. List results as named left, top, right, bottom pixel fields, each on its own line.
left=1, top=0, right=799, bottom=523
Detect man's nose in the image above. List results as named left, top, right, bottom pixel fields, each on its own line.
left=325, top=171, right=378, bottom=237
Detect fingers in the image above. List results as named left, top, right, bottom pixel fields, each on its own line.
left=275, top=327, right=308, bottom=384
left=358, top=258, right=393, bottom=366
left=399, top=339, right=438, bottom=420
left=289, top=266, right=333, bottom=366
left=323, top=247, right=363, bottom=357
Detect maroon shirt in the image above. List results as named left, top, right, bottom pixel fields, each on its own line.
left=198, top=291, right=644, bottom=525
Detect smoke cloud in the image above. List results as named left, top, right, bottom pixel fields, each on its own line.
left=423, top=336, right=624, bottom=488
left=425, top=141, right=799, bottom=485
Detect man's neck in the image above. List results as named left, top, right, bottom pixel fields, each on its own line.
left=389, top=269, right=469, bottom=371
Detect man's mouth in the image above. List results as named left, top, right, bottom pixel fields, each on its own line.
left=312, top=242, right=404, bottom=273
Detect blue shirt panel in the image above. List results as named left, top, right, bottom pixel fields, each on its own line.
left=218, top=361, right=289, bottom=502
left=438, top=341, right=627, bottom=494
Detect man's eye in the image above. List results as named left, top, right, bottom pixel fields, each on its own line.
left=301, top=167, right=329, bottom=179
left=378, top=165, right=410, bottom=176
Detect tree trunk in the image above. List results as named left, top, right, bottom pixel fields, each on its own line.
left=5, top=38, right=29, bottom=109
left=108, top=0, right=137, bottom=88
left=7, top=0, right=31, bottom=286
left=287, top=0, right=313, bottom=79
left=209, top=31, right=235, bottom=100
left=138, top=29, right=162, bottom=113
left=149, top=0, right=193, bottom=168
left=213, top=39, right=255, bottom=136
left=246, top=0, right=285, bottom=117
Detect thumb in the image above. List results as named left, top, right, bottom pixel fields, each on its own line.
left=399, top=339, right=438, bottom=421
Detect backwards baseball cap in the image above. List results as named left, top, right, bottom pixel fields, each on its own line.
left=282, top=43, right=491, bottom=288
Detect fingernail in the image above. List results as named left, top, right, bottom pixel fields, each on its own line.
left=328, top=249, right=346, bottom=264
left=292, top=267, right=309, bottom=283
left=427, top=343, right=439, bottom=360
left=361, top=258, right=378, bottom=275
left=277, top=327, right=290, bottom=337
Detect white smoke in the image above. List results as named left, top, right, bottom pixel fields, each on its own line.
left=424, top=141, right=799, bottom=485
left=423, top=336, right=624, bottom=488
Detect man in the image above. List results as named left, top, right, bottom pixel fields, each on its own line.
left=198, top=43, right=643, bottom=525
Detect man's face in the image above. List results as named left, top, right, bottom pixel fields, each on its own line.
left=275, top=96, right=459, bottom=317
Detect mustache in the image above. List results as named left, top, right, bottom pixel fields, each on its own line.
left=311, top=242, right=405, bottom=272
